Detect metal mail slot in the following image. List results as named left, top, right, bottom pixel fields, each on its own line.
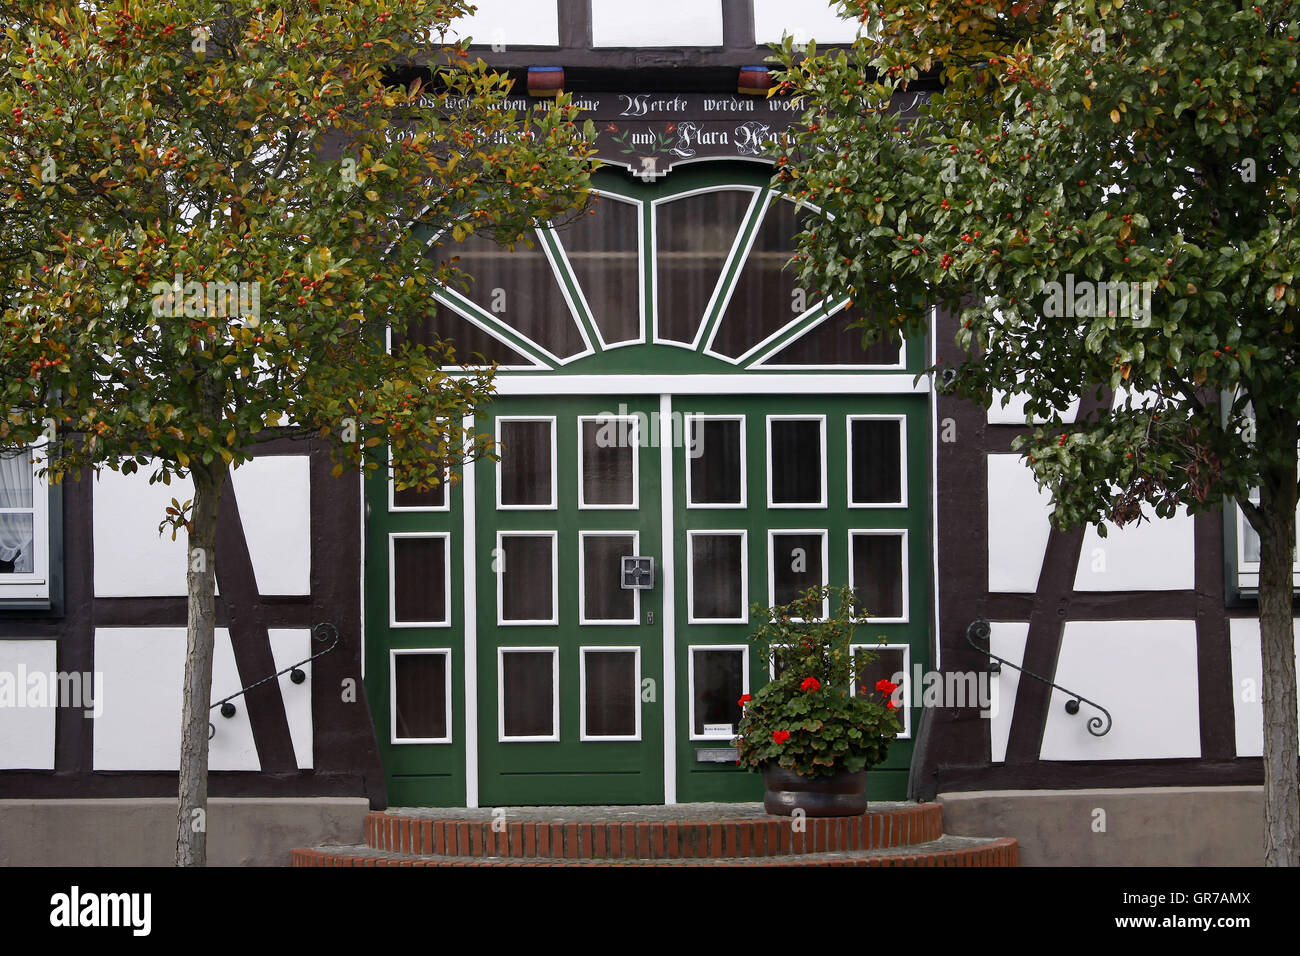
left=695, top=747, right=739, bottom=763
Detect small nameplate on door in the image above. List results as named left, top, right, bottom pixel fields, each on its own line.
left=621, top=556, right=654, bottom=590
left=696, top=747, right=739, bottom=763
left=702, top=723, right=733, bottom=736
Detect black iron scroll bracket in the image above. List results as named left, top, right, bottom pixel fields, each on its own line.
left=208, top=622, right=341, bottom=740
left=965, top=619, right=1113, bottom=737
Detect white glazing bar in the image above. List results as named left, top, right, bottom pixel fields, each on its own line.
left=462, top=415, right=479, bottom=808
left=660, top=392, right=677, bottom=805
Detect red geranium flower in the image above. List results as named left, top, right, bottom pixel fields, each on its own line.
left=772, top=729, right=791, bottom=744
left=738, top=694, right=752, bottom=706
left=886, top=699, right=899, bottom=710
left=800, top=677, right=821, bottom=692
left=876, top=678, right=899, bottom=696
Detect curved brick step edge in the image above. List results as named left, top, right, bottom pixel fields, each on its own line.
left=363, top=803, right=944, bottom=859
left=291, top=838, right=1019, bottom=867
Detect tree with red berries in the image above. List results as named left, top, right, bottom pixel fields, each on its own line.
left=0, top=0, right=595, bottom=865
left=775, top=0, right=1299, bottom=864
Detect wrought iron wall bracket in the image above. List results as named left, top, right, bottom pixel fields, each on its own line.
left=208, top=623, right=341, bottom=741
left=966, top=619, right=1113, bottom=737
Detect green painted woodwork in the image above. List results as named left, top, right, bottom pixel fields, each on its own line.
left=475, top=395, right=665, bottom=806
left=363, top=441, right=467, bottom=808
left=671, top=394, right=929, bottom=804
left=364, top=165, right=932, bottom=807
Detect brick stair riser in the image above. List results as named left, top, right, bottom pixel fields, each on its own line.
left=290, top=839, right=1019, bottom=868
left=364, top=804, right=944, bottom=859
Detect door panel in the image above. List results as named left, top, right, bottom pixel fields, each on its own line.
left=476, top=396, right=664, bottom=806
left=672, top=395, right=929, bottom=803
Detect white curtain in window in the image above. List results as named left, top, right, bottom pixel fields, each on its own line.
left=0, top=449, right=35, bottom=572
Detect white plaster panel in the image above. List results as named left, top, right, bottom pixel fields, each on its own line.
left=1073, top=505, right=1196, bottom=591
left=592, top=1, right=724, bottom=47
left=1040, top=620, right=1200, bottom=760
left=987, top=390, right=1081, bottom=425
left=1229, top=617, right=1300, bottom=758
left=447, top=1, right=559, bottom=47
left=753, top=0, right=863, bottom=44
left=987, top=454, right=1053, bottom=593
left=270, top=629, right=313, bottom=770
left=231, top=456, right=312, bottom=596
left=0, top=640, right=58, bottom=770
left=987, top=623, right=1028, bottom=764
left=94, top=467, right=193, bottom=597
left=92, top=628, right=260, bottom=771
left=1112, top=386, right=1162, bottom=411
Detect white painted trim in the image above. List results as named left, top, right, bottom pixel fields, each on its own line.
left=539, top=224, right=598, bottom=360
left=850, top=642, right=913, bottom=739
left=1233, top=491, right=1300, bottom=591
left=495, top=416, right=557, bottom=510
left=692, top=188, right=770, bottom=352
left=387, top=532, right=452, bottom=628
left=462, top=416, right=478, bottom=807
left=929, top=323, right=941, bottom=671
left=659, top=393, right=677, bottom=804
left=686, top=530, right=749, bottom=624
left=650, top=185, right=764, bottom=346
left=765, top=415, right=828, bottom=509
left=848, top=529, right=911, bottom=624
left=387, top=439, right=450, bottom=512
left=847, top=414, right=909, bottom=508
left=496, top=531, right=559, bottom=626
left=389, top=648, right=454, bottom=745
left=557, top=190, right=647, bottom=349
left=577, top=415, right=640, bottom=510
left=496, top=646, right=561, bottom=742
left=578, top=530, right=641, bottom=625
left=401, top=291, right=548, bottom=372
left=747, top=305, right=909, bottom=371
left=432, top=286, right=560, bottom=369
left=727, top=296, right=840, bottom=367
left=687, top=644, right=750, bottom=741
left=767, top=529, right=830, bottom=620
left=579, top=646, right=643, bottom=742
left=684, top=414, right=747, bottom=509
left=360, top=471, right=367, bottom=680
left=0, top=442, right=51, bottom=601
left=486, top=374, right=928, bottom=396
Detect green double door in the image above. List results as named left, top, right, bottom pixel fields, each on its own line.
left=367, top=390, right=928, bottom=806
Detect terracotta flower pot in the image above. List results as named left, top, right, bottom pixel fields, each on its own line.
left=762, top=764, right=867, bottom=817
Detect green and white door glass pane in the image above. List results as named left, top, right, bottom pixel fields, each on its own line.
left=673, top=394, right=927, bottom=802
left=365, top=435, right=464, bottom=807
left=476, top=396, right=664, bottom=806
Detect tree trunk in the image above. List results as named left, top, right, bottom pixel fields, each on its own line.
left=175, top=465, right=226, bottom=867
left=1257, top=425, right=1299, bottom=867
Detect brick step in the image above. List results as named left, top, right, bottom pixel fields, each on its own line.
left=292, top=835, right=1019, bottom=867
left=362, top=802, right=945, bottom=859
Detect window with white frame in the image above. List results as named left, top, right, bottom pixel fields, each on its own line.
left=850, top=643, right=912, bottom=739
left=0, top=446, right=51, bottom=605
left=1233, top=491, right=1300, bottom=595
left=498, top=647, right=560, bottom=741
left=390, top=649, right=453, bottom=744
left=1226, top=401, right=1299, bottom=596
left=580, top=647, right=641, bottom=740
left=688, top=645, right=748, bottom=740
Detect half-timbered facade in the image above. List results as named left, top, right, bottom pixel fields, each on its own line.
left=1, top=1, right=1291, bottom=866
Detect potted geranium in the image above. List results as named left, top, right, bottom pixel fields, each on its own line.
left=735, top=585, right=903, bottom=816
